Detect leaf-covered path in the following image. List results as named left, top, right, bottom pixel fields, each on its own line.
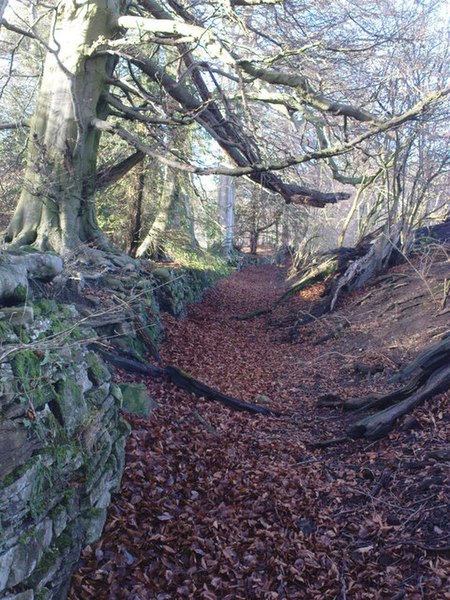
left=70, top=264, right=450, bottom=599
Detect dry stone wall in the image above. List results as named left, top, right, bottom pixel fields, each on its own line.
left=0, top=302, right=129, bottom=600
left=0, top=253, right=226, bottom=600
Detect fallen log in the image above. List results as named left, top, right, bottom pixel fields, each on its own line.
left=231, top=252, right=344, bottom=322
left=91, top=344, right=282, bottom=417
left=339, top=332, right=450, bottom=440
left=345, top=335, right=450, bottom=413
left=165, top=366, right=283, bottom=416
left=389, top=335, right=450, bottom=383
left=89, top=344, right=164, bottom=377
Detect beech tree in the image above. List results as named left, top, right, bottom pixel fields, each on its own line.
left=1, top=0, right=449, bottom=253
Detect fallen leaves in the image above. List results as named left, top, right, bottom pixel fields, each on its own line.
left=69, top=264, right=450, bottom=599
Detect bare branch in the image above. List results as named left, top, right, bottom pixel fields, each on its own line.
left=232, top=0, right=282, bottom=5
left=0, top=120, right=29, bottom=131
left=116, top=15, right=234, bottom=63
left=0, top=0, right=9, bottom=21
left=237, top=59, right=380, bottom=123
left=93, top=84, right=449, bottom=179
left=96, top=151, right=146, bottom=190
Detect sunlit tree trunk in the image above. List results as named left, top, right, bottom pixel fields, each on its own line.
left=218, top=175, right=235, bottom=257
left=135, top=165, right=198, bottom=259
left=136, top=127, right=198, bottom=259
left=4, top=0, right=121, bottom=252
left=249, top=231, right=258, bottom=255
left=281, top=206, right=290, bottom=249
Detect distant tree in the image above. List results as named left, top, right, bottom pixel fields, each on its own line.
left=217, top=176, right=235, bottom=257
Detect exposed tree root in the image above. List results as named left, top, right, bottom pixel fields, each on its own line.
left=346, top=335, right=450, bottom=440
left=91, top=344, right=283, bottom=417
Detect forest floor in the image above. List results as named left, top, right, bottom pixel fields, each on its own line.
left=70, top=246, right=450, bottom=600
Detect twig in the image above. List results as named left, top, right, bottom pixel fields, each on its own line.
left=441, top=278, right=450, bottom=309
left=191, top=411, right=220, bottom=437
left=309, top=436, right=348, bottom=449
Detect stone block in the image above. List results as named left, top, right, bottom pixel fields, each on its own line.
left=56, top=377, right=87, bottom=435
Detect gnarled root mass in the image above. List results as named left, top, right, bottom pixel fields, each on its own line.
left=346, top=335, right=450, bottom=440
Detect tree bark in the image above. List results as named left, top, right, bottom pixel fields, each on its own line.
left=4, top=0, right=120, bottom=252
left=135, top=164, right=188, bottom=258
left=249, top=231, right=258, bottom=255
left=127, top=161, right=146, bottom=257
left=348, top=364, right=450, bottom=440
left=218, top=175, right=235, bottom=257
left=136, top=128, right=198, bottom=259
left=345, top=336, right=450, bottom=439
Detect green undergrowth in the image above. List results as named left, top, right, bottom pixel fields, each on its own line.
left=161, top=242, right=232, bottom=277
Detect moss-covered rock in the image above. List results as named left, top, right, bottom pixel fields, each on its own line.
left=119, top=383, right=158, bottom=416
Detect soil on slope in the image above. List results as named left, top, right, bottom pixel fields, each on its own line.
left=70, top=247, right=450, bottom=600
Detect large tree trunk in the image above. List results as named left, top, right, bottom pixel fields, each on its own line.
left=4, top=0, right=120, bottom=253
left=136, top=126, right=197, bottom=259
left=135, top=164, right=191, bottom=259
left=249, top=231, right=259, bottom=255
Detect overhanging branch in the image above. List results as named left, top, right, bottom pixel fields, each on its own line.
left=93, top=84, right=449, bottom=177
left=92, top=117, right=348, bottom=206
left=236, top=60, right=379, bottom=123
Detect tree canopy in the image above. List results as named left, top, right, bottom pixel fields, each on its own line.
left=0, top=0, right=449, bottom=252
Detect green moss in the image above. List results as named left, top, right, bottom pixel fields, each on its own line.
left=84, top=506, right=105, bottom=519
left=51, top=504, right=66, bottom=519
left=152, top=267, right=172, bottom=281
left=63, top=487, right=76, bottom=502
left=11, top=349, right=60, bottom=410
left=13, top=284, right=28, bottom=302
left=0, top=321, right=10, bottom=338
left=12, top=323, right=31, bottom=343
left=32, top=299, right=59, bottom=317
left=11, top=349, right=41, bottom=380
left=115, top=335, right=145, bottom=361
left=86, top=352, right=110, bottom=385
left=36, top=547, right=58, bottom=572
left=0, top=457, right=38, bottom=490
left=119, top=382, right=157, bottom=416
left=55, top=531, right=73, bottom=551
left=28, top=461, right=53, bottom=519
left=19, top=529, right=36, bottom=545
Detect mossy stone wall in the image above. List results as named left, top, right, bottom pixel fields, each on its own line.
left=0, top=258, right=226, bottom=600
left=0, top=305, right=128, bottom=600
